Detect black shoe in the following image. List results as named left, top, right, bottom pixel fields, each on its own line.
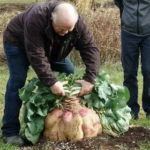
left=146, top=112, right=150, bottom=120
left=4, top=135, right=25, bottom=147
left=132, top=114, right=139, bottom=120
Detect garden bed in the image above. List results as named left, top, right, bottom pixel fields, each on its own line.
left=21, top=127, right=150, bottom=150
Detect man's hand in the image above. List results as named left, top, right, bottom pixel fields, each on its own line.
left=75, top=80, right=94, bottom=96
left=50, top=81, right=65, bottom=96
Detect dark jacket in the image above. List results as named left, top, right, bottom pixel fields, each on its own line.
left=114, top=0, right=150, bottom=36
left=3, top=1, right=100, bottom=86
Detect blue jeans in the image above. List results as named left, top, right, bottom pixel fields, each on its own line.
left=121, top=30, right=150, bottom=115
left=1, top=42, right=75, bottom=137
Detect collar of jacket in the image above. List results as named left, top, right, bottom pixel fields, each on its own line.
left=45, top=21, right=80, bottom=43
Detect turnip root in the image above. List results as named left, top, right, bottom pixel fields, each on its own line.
left=63, top=113, right=83, bottom=142
left=44, top=97, right=102, bottom=142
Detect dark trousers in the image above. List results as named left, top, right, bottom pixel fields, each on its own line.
left=121, top=30, right=150, bottom=115
left=1, top=42, right=75, bottom=137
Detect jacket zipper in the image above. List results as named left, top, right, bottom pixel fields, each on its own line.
left=57, top=41, right=66, bottom=61
left=137, top=0, right=140, bottom=34
left=49, top=46, right=52, bottom=58
left=48, top=40, right=53, bottom=58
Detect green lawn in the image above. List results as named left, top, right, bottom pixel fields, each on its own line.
left=0, top=62, right=150, bottom=150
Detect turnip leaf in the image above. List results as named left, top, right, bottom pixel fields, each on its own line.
left=27, top=117, right=44, bottom=135
left=25, top=128, right=41, bottom=144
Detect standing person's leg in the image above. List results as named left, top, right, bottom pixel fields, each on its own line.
left=51, top=57, right=75, bottom=74
left=1, top=42, right=30, bottom=146
left=140, top=34, right=150, bottom=119
left=121, top=30, right=140, bottom=118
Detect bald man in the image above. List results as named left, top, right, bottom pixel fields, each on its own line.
left=2, top=1, right=100, bottom=146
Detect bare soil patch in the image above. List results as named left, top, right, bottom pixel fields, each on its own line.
left=0, top=3, right=31, bottom=13
left=21, top=127, right=150, bottom=150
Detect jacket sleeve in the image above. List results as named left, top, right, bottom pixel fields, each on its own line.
left=114, top=0, right=123, bottom=16
left=24, top=8, right=58, bottom=87
left=75, top=16, right=100, bottom=84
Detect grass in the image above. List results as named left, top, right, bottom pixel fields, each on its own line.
left=0, top=0, right=46, bottom=3
left=0, top=0, right=107, bottom=3
left=95, top=0, right=112, bottom=3
left=0, top=62, right=150, bottom=149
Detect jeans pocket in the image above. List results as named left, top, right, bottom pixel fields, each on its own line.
left=4, top=42, right=21, bottom=57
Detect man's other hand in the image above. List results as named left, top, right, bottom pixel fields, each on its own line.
left=75, top=80, right=94, bottom=96
left=50, top=81, right=65, bottom=96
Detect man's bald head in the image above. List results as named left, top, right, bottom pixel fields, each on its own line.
left=51, top=2, right=78, bottom=36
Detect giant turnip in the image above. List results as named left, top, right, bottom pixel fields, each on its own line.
left=44, top=97, right=102, bottom=142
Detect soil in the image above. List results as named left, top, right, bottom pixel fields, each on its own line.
left=21, top=127, right=150, bottom=150
left=0, top=3, right=31, bottom=13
